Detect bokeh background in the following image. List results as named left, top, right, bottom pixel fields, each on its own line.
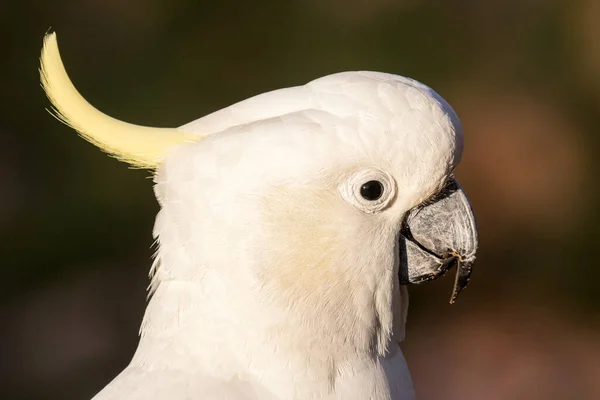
left=2, top=0, right=600, bottom=399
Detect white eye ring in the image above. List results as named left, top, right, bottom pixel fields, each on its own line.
left=339, top=169, right=396, bottom=214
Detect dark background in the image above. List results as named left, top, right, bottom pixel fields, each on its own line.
left=2, top=1, right=599, bottom=399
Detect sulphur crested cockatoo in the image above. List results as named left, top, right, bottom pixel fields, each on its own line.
left=40, top=32, right=478, bottom=400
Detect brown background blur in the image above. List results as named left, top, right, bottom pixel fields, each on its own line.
left=1, top=1, right=599, bottom=399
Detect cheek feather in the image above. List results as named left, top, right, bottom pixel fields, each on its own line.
left=256, top=185, right=354, bottom=303
left=252, top=184, right=400, bottom=355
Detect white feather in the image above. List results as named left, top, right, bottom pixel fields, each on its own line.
left=42, top=49, right=462, bottom=398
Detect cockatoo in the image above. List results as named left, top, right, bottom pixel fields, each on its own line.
left=39, top=32, right=478, bottom=400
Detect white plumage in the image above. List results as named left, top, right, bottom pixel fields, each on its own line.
left=40, top=33, right=472, bottom=400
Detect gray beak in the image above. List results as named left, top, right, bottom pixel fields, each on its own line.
left=398, top=178, right=478, bottom=303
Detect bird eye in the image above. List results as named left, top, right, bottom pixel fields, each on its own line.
left=360, top=180, right=384, bottom=201
left=339, top=169, right=396, bottom=213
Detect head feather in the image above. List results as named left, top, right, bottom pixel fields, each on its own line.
left=39, top=32, right=199, bottom=168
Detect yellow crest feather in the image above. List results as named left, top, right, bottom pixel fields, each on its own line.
left=39, top=32, right=199, bottom=168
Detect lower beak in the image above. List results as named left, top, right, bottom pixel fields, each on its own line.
left=398, top=178, right=478, bottom=303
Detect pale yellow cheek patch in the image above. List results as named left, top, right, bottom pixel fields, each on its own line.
left=254, top=183, right=402, bottom=357
left=257, top=185, right=359, bottom=308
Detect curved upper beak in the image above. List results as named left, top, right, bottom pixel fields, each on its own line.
left=398, top=178, right=478, bottom=303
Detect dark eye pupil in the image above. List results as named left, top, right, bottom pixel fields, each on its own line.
left=360, top=180, right=384, bottom=201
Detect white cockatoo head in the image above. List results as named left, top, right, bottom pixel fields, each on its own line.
left=152, top=73, right=475, bottom=304
left=40, top=33, right=477, bottom=359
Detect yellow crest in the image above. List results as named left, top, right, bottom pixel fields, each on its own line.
left=39, top=33, right=199, bottom=168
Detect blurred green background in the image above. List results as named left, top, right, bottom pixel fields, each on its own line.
left=1, top=0, right=599, bottom=399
